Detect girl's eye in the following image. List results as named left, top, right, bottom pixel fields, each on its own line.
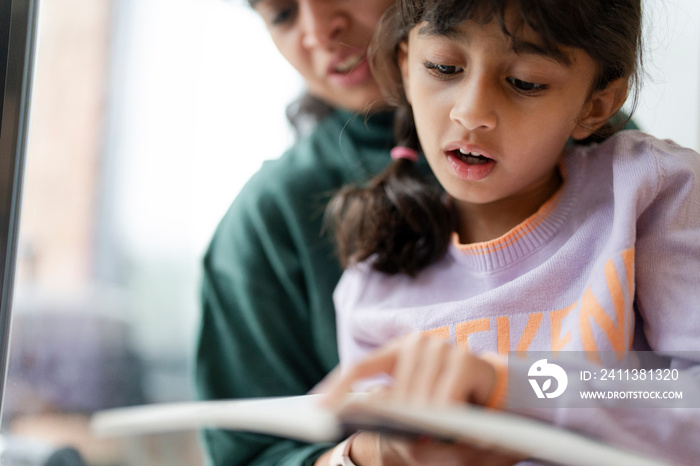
left=424, top=61, right=463, bottom=77
left=506, top=77, right=548, bottom=95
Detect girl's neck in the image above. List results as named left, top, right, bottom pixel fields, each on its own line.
left=454, top=168, right=563, bottom=245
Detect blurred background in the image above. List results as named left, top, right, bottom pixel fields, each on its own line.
left=1, top=0, right=698, bottom=465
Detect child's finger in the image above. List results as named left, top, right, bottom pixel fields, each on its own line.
left=392, top=334, right=426, bottom=402
left=410, top=336, right=451, bottom=402
left=308, top=365, right=342, bottom=395
left=434, top=350, right=496, bottom=406
left=318, top=341, right=402, bottom=406
left=432, top=345, right=472, bottom=404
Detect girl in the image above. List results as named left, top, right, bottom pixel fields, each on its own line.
left=320, top=0, right=700, bottom=464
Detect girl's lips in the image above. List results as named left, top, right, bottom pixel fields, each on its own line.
left=327, top=55, right=372, bottom=88
left=444, top=147, right=496, bottom=181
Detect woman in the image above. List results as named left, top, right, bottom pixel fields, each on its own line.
left=194, top=1, right=406, bottom=465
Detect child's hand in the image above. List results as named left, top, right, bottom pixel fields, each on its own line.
left=314, top=336, right=521, bottom=465
left=319, top=334, right=498, bottom=407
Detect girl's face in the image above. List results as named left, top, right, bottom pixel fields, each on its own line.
left=400, top=18, right=605, bottom=215
left=253, top=0, right=394, bottom=112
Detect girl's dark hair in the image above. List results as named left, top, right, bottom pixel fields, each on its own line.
left=328, top=0, right=642, bottom=276
left=327, top=158, right=453, bottom=276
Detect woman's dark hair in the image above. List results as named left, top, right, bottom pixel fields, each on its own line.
left=285, top=93, right=334, bottom=138
left=246, top=1, right=333, bottom=136
left=328, top=0, right=642, bottom=276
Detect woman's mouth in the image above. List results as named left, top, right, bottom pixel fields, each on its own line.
left=333, top=53, right=364, bottom=73
left=328, top=53, right=372, bottom=87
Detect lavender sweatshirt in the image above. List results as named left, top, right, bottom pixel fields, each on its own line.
left=334, top=131, right=700, bottom=465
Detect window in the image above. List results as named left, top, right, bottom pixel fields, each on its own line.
left=3, top=1, right=301, bottom=464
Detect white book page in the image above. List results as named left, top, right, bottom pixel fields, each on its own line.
left=91, top=394, right=672, bottom=466
left=337, top=399, right=671, bottom=466
left=91, top=394, right=340, bottom=443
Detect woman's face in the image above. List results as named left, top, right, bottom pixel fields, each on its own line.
left=252, top=0, right=395, bottom=112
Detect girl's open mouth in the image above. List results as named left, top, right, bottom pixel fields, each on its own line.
left=452, top=148, right=493, bottom=165
left=445, top=149, right=496, bottom=181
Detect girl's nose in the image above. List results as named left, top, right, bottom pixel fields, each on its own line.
left=300, top=0, right=349, bottom=50
left=449, top=76, right=498, bottom=131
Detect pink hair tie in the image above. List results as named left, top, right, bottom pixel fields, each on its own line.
left=390, top=146, right=419, bottom=162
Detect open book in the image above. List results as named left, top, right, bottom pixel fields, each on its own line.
left=90, top=394, right=669, bottom=466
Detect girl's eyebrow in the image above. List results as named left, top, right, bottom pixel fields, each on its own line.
left=511, top=40, right=572, bottom=67
left=417, top=24, right=469, bottom=44
left=417, top=25, right=572, bottom=68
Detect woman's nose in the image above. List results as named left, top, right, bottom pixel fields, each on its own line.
left=449, top=76, right=498, bottom=131
left=299, top=0, right=349, bottom=49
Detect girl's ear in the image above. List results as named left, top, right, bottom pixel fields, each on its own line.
left=398, top=41, right=411, bottom=104
left=571, top=78, right=629, bottom=140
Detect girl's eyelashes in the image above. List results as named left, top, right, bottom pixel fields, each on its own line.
left=423, top=59, right=549, bottom=97
left=506, top=77, right=549, bottom=95
left=423, top=60, right=548, bottom=96
left=423, top=61, right=463, bottom=78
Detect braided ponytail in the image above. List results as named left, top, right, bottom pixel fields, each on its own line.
left=326, top=108, right=453, bottom=276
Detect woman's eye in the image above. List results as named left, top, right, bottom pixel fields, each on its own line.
left=507, top=77, right=548, bottom=94
left=272, top=6, right=296, bottom=25
left=424, top=61, right=462, bottom=76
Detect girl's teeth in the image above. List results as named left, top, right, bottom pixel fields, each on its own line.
left=455, top=149, right=491, bottom=165
left=459, top=149, right=482, bottom=157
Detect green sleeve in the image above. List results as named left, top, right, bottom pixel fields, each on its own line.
left=194, top=110, right=399, bottom=465
left=195, top=165, right=340, bottom=465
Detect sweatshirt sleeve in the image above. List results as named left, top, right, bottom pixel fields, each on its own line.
left=502, top=354, right=700, bottom=465
left=504, top=136, right=700, bottom=466
left=633, top=137, right=700, bottom=352
left=194, top=165, right=337, bottom=466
